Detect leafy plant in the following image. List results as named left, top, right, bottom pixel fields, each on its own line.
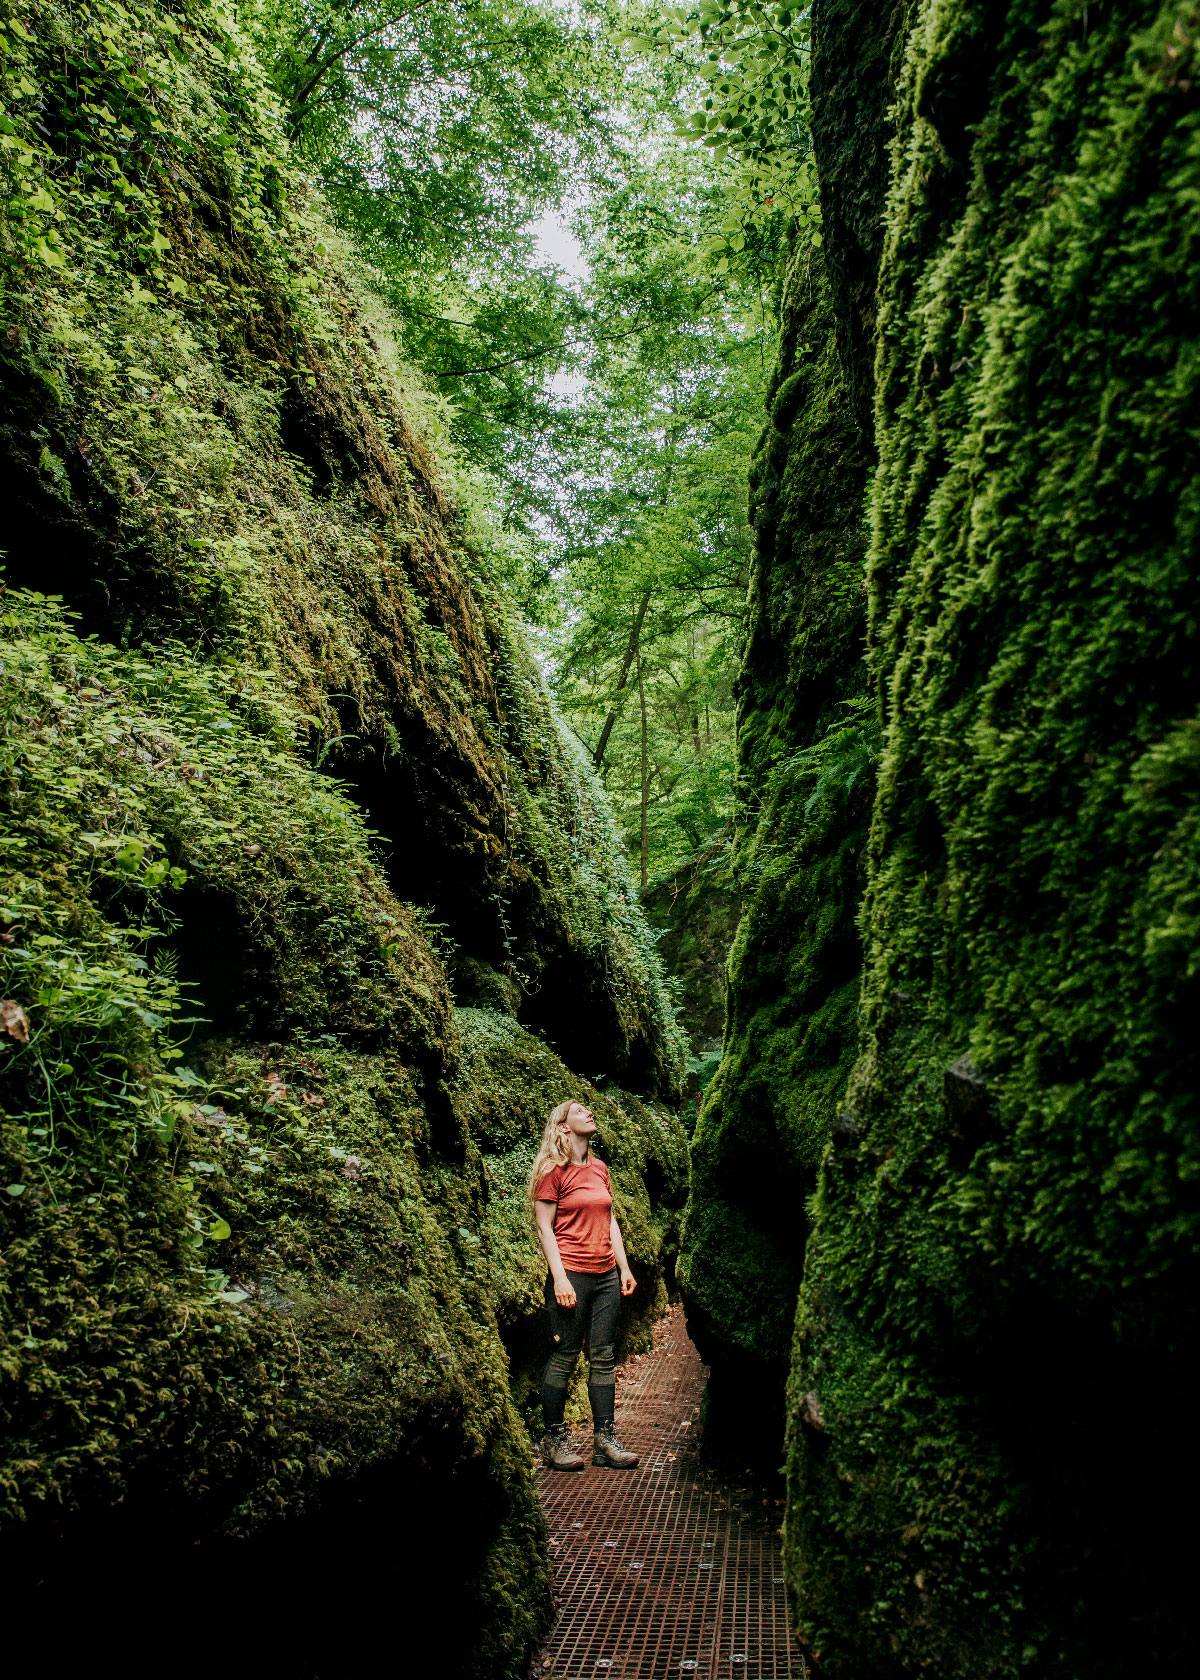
left=623, top=0, right=819, bottom=271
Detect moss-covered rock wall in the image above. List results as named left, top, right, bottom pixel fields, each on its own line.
left=0, top=4, right=686, bottom=1670
left=0, top=0, right=684, bottom=1102
left=678, top=0, right=914, bottom=1453
left=677, top=240, right=875, bottom=1454
left=685, top=0, right=1200, bottom=1671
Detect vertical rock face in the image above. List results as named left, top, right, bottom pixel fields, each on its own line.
left=679, top=0, right=908, bottom=1453
left=678, top=247, right=874, bottom=1443
left=678, top=1, right=916, bottom=1449
left=0, top=6, right=686, bottom=1673
left=686, top=0, right=1200, bottom=1671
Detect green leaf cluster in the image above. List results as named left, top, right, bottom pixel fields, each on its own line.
left=626, top=0, right=819, bottom=270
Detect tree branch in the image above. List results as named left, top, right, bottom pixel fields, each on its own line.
left=431, top=317, right=651, bottom=379
left=287, top=0, right=436, bottom=127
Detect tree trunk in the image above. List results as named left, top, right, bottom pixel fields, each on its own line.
left=592, top=588, right=652, bottom=771
left=638, top=646, right=649, bottom=891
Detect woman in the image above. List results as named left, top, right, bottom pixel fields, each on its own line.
left=529, top=1098, right=639, bottom=1471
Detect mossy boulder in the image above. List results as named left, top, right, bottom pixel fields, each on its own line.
left=0, top=0, right=684, bottom=1107
left=0, top=593, right=544, bottom=1670
left=0, top=4, right=686, bottom=1671
left=789, top=0, right=1200, bottom=1670
left=682, top=0, right=1200, bottom=1673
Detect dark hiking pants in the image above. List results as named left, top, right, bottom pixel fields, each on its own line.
left=541, top=1265, right=621, bottom=1431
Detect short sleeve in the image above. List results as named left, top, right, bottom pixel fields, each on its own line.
left=534, top=1167, right=560, bottom=1203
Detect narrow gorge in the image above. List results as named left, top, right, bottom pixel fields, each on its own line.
left=2, top=3, right=1196, bottom=1678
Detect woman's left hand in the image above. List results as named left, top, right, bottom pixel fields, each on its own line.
left=620, top=1268, right=636, bottom=1297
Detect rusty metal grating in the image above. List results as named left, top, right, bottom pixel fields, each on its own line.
left=536, top=1307, right=807, bottom=1679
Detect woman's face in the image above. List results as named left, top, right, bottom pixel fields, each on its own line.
left=562, top=1101, right=596, bottom=1140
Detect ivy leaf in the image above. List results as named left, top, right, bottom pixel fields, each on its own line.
left=115, top=839, right=145, bottom=873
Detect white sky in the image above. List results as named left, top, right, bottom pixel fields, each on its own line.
left=525, top=207, right=589, bottom=403
left=531, top=207, right=589, bottom=281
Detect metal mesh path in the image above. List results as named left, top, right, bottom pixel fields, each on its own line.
left=536, top=1305, right=806, bottom=1680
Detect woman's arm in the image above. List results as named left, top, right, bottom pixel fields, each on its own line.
left=610, top=1214, right=636, bottom=1296
left=535, top=1200, right=577, bottom=1307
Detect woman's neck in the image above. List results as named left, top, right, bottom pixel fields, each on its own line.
left=570, top=1138, right=589, bottom=1164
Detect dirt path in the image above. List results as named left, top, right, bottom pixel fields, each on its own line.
left=536, top=1305, right=807, bottom=1679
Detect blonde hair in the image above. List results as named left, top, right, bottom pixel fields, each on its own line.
left=527, top=1099, right=591, bottom=1203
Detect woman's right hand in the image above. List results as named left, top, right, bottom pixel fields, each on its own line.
left=553, top=1276, right=577, bottom=1308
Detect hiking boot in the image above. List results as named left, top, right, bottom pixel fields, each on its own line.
left=592, top=1423, right=638, bottom=1468
left=542, top=1424, right=584, bottom=1471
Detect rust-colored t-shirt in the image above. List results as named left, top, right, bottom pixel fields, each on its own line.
left=535, top=1159, right=616, bottom=1274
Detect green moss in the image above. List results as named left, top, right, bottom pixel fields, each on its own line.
left=0, top=0, right=684, bottom=1105
left=687, top=0, right=1199, bottom=1669
left=0, top=3, right=686, bottom=1667
left=784, top=0, right=1200, bottom=1674
left=678, top=245, right=873, bottom=1443
left=0, top=587, right=549, bottom=1668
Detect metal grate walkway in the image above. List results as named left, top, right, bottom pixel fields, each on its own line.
left=536, top=1306, right=807, bottom=1679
